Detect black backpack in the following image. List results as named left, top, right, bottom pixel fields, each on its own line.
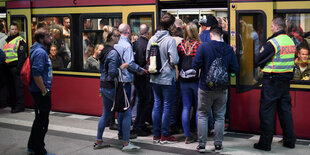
left=146, top=42, right=162, bottom=74
left=179, top=42, right=199, bottom=81
left=205, top=42, right=229, bottom=90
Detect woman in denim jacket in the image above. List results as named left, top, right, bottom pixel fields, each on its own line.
left=94, top=27, right=140, bottom=151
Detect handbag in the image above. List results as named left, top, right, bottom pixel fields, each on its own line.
left=111, top=68, right=130, bottom=112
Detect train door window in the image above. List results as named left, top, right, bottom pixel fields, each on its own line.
left=236, top=12, right=266, bottom=93
left=128, top=13, right=154, bottom=41
left=81, top=14, right=122, bottom=72
left=274, top=13, right=310, bottom=82
left=31, top=16, right=71, bottom=70
left=11, top=16, right=27, bottom=41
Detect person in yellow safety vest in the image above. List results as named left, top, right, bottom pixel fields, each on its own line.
left=3, top=23, right=28, bottom=113
left=253, top=17, right=296, bottom=151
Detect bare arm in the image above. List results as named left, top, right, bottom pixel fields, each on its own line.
left=33, top=76, right=47, bottom=93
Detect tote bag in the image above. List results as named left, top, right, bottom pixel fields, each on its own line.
left=111, top=68, right=130, bottom=112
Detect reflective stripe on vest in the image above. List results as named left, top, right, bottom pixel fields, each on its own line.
left=262, top=34, right=295, bottom=73
left=4, top=36, right=24, bottom=63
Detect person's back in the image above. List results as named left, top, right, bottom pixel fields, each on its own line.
left=193, top=40, right=238, bottom=91
left=147, top=30, right=179, bottom=85
left=193, top=26, right=238, bottom=153
left=146, top=12, right=179, bottom=144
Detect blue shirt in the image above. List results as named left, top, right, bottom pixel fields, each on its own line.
left=114, top=36, right=142, bottom=82
left=29, top=42, right=53, bottom=92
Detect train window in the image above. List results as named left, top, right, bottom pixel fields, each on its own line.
left=31, top=16, right=71, bottom=70
left=81, top=15, right=122, bottom=72
left=236, top=12, right=266, bottom=92
left=274, top=13, right=310, bottom=82
left=128, top=13, right=153, bottom=42
left=11, top=16, right=27, bottom=41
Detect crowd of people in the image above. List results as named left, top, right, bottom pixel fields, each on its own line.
left=0, top=12, right=309, bottom=154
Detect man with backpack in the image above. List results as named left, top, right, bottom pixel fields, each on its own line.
left=193, top=26, right=239, bottom=153
left=27, top=27, right=54, bottom=155
left=146, top=13, right=179, bottom=144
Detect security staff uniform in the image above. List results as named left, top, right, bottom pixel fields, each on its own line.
left=3, top=34, right=27, bottom=113
left=254, top=30, right=296, bottom=150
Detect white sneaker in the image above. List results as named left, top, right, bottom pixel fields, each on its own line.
left=122, top=142, right=141, bottom=151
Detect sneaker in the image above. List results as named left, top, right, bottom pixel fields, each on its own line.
left=122, top=142, right=141, bottom=151
left=27, top=148, right=35, bottom=155
left=160, top=135, right=178, bottom=144
left=196, top=145, right=206, bottom=153
left=185, top=136, right=196, bottom=144
left=153, top=136, right=160, bottom=143
left=214, top=145, right=223, bottom=153
left=93, top=142, right=110, bottom=150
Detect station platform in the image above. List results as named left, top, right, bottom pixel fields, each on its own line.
left=0, top=107, right=309, bottom=155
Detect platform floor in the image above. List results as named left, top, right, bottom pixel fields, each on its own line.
left=0, top=107, right=309, bottom=155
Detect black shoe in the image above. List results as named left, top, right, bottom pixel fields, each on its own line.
left=109, top=123, right=118, bottom=130
left=283, top=142, right=295, bottom=148
left=130, top=131, right=137, bottom=139
left=214, top=145, right=223, bottom=152
left=134, top=129, right=151, bottom=137
left=11, top=108, right=25, bottom=113
left=253, top=143, right=271, bottom=151
left=196, top=144, right=206, bottom=153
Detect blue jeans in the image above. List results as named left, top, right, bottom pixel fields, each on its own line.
left=180, top=82, right=198, bottom=137
left=152, top=82, right=176, bottom=137
left=197, top=88, right=227, bottom=146
left=170, top=82, right=178, bottom=126
left=96, top=87, right=131, bottom=142
left=117, top=83, right=132, bottom=139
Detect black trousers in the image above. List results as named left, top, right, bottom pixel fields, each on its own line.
left=133, top=75, right=153, bottom=130
left=7, top=66, right=24, bottom=109
left=28, top=92, right=51, bottom=155
left=258, top=76, right=296, bottom=146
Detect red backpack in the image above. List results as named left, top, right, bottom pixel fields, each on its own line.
left=20, top=57, right=31, bottom=87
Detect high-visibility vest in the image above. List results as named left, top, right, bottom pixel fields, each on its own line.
left=262, top=34, right=295, bottom=73
left=4, top=36, right=24, bottom=63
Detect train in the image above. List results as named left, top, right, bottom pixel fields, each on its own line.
left=1, top=0, right=310, bottom=139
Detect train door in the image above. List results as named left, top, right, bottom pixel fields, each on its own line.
left=229, top=1, right=272, bottom=133
left=230, top=1, right=272, bottom=93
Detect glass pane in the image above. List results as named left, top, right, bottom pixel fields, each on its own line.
left=11, top=17, right=27, bottom=41
left=128, top=14, right=153, bottom=42
left=82, top=16, right=122, bottom=72
left=274, top=13, right=310, bottom=81
left=32, top=16, right=71, bottom=70
left=237, top=13, right=265, bottom=91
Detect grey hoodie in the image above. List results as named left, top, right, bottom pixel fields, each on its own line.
left=0, top=32, right=7, bottom=50
left=146, top=30, right=179, bottom=85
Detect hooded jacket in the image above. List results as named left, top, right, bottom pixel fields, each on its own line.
left=29, top=42, right=53, bottom=92
left=193, top=40, right=239, bottom=91
left=0, top=32, right=7, bottom=50
left=146, top=30, right=179, bottom=85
